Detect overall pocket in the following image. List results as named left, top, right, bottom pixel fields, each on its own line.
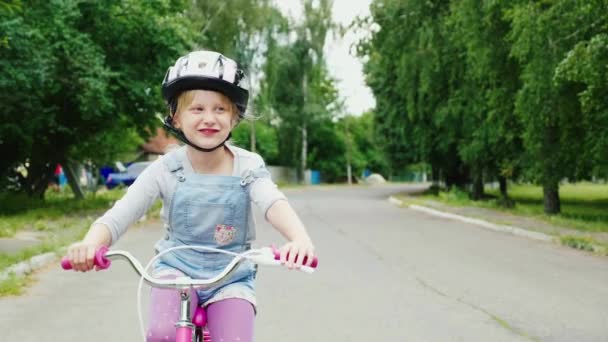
left=185, top=201, right=236, bottom=243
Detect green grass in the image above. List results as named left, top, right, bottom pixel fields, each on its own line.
left=411, top=182, right=608, bottom=233
left=0, top=273, right=31, bottom=296
left=0, top=188, right=126, bottom=238
left=276, top=181, right=306, bottom=189
left=0, top=222, right=91, bottom=272
left=491, top=183, right=608, bottom=233
left=0, top=215, right=93, bottom=297
left=0, top=187, right=164, bottom=296
left=559, top=236, right=596, bottom=252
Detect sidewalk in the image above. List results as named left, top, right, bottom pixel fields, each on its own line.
left=0, top=214, right=152, bottom=282
left=0, top=231, right=58, bottom=281
left=392, top=195, right=608, bottom=253
left=0, top=231, right=44, bottom=255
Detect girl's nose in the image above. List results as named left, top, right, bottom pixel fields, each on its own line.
left=200, top=111, right=217, bottom=125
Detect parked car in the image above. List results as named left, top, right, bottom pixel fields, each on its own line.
left=105, top=161, right=153, bottom=189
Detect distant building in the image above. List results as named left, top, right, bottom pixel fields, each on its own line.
left=140, top=127, right=180, bottom=160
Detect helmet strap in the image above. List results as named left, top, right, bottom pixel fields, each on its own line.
left=163, top=116, right=231, bottom=153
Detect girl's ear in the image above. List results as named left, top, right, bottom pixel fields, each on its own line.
left=230, top=110, right=240, bottom=128
left=172, top=112, right=181, bottom=129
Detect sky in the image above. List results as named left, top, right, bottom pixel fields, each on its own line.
left=274, top=0, right=376, bottom=116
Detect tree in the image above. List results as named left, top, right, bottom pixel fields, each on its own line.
left=188, top=0, right=287, bottom=154
left=337, top=111, right=390, bottom=179
left=555, top=34, right=608, bottom=180
left=359, top=0, right=607, bottom=211
left=448, top=0, right=523, bottom=201
left=232, top=119, right=279, bottom=164
left=257, top=0, right=341, bottom=181
left=358, top=0, right=468, bottom=186
left=0, top=0, right=195, bottom=198
left=508, top=0, right=608, bottom=213
left=296, top=0, right=337, bottom=181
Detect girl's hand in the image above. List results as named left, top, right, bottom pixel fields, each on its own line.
left=66, top=241, right=105, bottom=272
left=279, top=238, right=315, bottom=270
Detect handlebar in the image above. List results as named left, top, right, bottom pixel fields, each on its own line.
left=61, top=245, right=318, bottom=290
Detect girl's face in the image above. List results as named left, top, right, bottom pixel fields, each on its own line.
left=173, top=90, right=238, bottom=149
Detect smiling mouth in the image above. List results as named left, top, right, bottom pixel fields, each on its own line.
left=198, top=128, right=219, bottom=136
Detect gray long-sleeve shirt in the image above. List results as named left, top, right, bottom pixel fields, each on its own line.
left=95, top=144, right=286, bottom=245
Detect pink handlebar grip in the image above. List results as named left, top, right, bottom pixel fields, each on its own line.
left=61, top=246, right=111, bottom=270
left=271, top=245, right=318, bottom=268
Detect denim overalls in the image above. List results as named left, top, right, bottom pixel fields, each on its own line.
left=153, top=150, right=268, bottom=307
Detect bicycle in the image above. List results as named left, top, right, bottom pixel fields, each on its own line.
left=61, top=245, right=318, bottom=342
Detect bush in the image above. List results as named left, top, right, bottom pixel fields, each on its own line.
left=440, top=187, right=470, bottom=202
left=560, top=236, right=597, bottom=252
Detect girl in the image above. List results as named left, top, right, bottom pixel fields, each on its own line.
left=66, top=50, right=316, bottom=342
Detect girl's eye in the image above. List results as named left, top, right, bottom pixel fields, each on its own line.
left=216, top=106, right=225, bottom=113
left=192, top=107, right=203, bottom=112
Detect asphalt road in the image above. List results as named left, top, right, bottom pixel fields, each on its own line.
left=1, top=183, right=607, bottom=341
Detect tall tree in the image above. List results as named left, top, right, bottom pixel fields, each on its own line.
left=359, top=0, right=468, bottom=187
left=448, top=0, right=523, bottom=201
left=297, top=0, right=337, bottom=180
left=554, top=22, right=608, bottom=181
left=188, top=0, right=286, bottom=153
left=0, top=0, right=194, bottom=197
left=258, top=0, right=340, bottom=181
left=508, top=0, right=608, bottom=213
left=360, top=0, right=607, bottom=209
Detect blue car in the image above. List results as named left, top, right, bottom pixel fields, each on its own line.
left=105, top=161, right=152, bottom=189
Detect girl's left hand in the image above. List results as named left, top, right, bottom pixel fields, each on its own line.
left=279, top=239, right=315, bottom=270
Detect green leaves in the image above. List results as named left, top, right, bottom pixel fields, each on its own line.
left=255, top=0, right=343, bottom=180
left=361, top=0, right=608, bottom=213
left=555, top=33, right=608, bottom=177
left=0, top=0, right=195, bottom=196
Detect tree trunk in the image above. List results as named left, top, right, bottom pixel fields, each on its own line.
left=347, top=163, right=352, bottom=185
left=344, top=116, right=352, bottom=185
left=25, top=161, right=55, bottom=199
left=497, top=175, right=515, bottom=208
left=471, top=169, right=484, bottom=200
left=498, top=176, right=508, bottom=199
left=63, top=161, right=85, bottom=200
left=445, top=167, right=469, bottom=190
left=543, top=179, right=561, bottom=214
left=444, top=153, right=469, bottom=190
left=250, top=120, right=256, bottom=153
left=301, top=125, right=307, bottom=183
left=247, top=75, right=256, bottom=153
left=542, top=123, right=561, bottom=214
left=32, top=170, right=53, bottom=199
left=431, top=164, right=440, bottom=185
left=300, top=73, right=308, bottom=184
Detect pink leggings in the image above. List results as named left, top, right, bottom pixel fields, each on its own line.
left=147, top=276, right=255, bottom=342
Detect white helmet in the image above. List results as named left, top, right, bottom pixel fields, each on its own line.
left=162, top=50, right=249, bottom=116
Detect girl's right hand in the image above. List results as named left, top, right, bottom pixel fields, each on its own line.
left=66, top=241, right=105, bottom=272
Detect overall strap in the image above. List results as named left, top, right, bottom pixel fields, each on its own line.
left=163, top=151, right=186, bottom=182
left=240, top=166, right=271, bottom=187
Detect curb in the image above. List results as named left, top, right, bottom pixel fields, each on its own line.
left=0, top=252, right=58, bottom=281
left=0, top=214, right=152, bottom=283
left=388, top=196, right=554, bottom=243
